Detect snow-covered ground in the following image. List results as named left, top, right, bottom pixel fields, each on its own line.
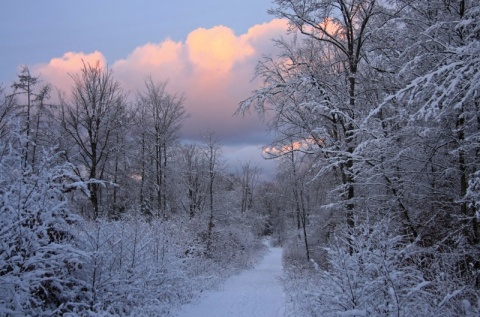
left=175, top=243, right=286, bottom=317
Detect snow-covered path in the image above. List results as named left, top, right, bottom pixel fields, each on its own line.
left=175, top=245, right=286, bottom=317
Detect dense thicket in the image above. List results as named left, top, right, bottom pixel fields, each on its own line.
left=238, top=0, right=480, bottom=315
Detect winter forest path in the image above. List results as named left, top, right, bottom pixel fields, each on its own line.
left=175, top=243, right=287, bottom=317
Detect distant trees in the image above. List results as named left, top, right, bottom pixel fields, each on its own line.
left=239, top=161, right=260, bottom=215
left=177, top=143, right=208, bottom=218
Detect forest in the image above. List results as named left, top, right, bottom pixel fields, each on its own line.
left=1, top=0, right=480, bottom=316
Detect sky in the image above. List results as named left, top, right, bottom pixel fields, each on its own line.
left=0, top=0, right=290, bottom=177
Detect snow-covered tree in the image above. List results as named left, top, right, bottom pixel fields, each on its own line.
left=175, top=144, right=208, bottom=218
left=238, top=0, right=395, bottom=228
left=10, top=66, right=53, bottom=169
left=134, top=77, right=188, bottom=216
left=0, top=127, right=88, bottom=315
left=60, top=61, right=127, bottom=219
left=0, top=85, right=15, bottom=149
left=285, top=215, right=479, bottom=316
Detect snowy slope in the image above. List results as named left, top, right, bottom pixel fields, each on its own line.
left=175, top=245, right=286, bottom=317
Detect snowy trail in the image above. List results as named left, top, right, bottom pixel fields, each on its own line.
left=175, top=245, right=286, bottom=317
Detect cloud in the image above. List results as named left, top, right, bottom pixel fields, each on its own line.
left=223, top=144, right=277, bottom=179
left=33, top=19, right=289, bottom=144
left=186, top=25, right=254, bottom=74
left=34, top=51, right=107, bottom=94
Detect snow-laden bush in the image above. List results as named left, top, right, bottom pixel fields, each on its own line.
left=284, top=216, right=480, bottom=317
left=0, top=136, right=88, bottom=315
left=72, top=217, right=191, bottom=316
left=208, top=223, right=263, bottom=268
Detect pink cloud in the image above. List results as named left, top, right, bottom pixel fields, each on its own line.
left=33, top=19, right=289, bottom=142
left=112, top=39, right=190, bottom=96
left=33, top=51, right=107, bottom=94
left=120, top=40, right=182, bottom=67
left=186, top=25, right=254, bottom=75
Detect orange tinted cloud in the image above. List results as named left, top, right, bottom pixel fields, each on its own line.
left=34, top=19, right=289, bottom=141
left=34, top=51, right=106, bottom=93
left=120, top=40, right=182, bottom=67
left=242, top=19, right=289, bottom=44
left=187, top=25, right=254, bottom=74
left=112, top=39, right=189, bottom=95
left=263, top=138, right=320, bottom=157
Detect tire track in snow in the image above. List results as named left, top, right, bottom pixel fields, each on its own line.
left=175, top=245, right=286, bottom=317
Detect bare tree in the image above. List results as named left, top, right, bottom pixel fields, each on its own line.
left=201, top=132, right=222, bottom=255
left=177, top=144, right=207, bottom=218
left=135, top=77, right=188, bottom=216
left=239, top=161, right=260, bottom=215
left=11, top=66, right=52, bottom=168
left=61, top=61, right=126, bottom=219
left=0, top=85, right=15, bottom=145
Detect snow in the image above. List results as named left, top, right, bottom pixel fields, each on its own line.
left=175, top=243, right=286, bottom=317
